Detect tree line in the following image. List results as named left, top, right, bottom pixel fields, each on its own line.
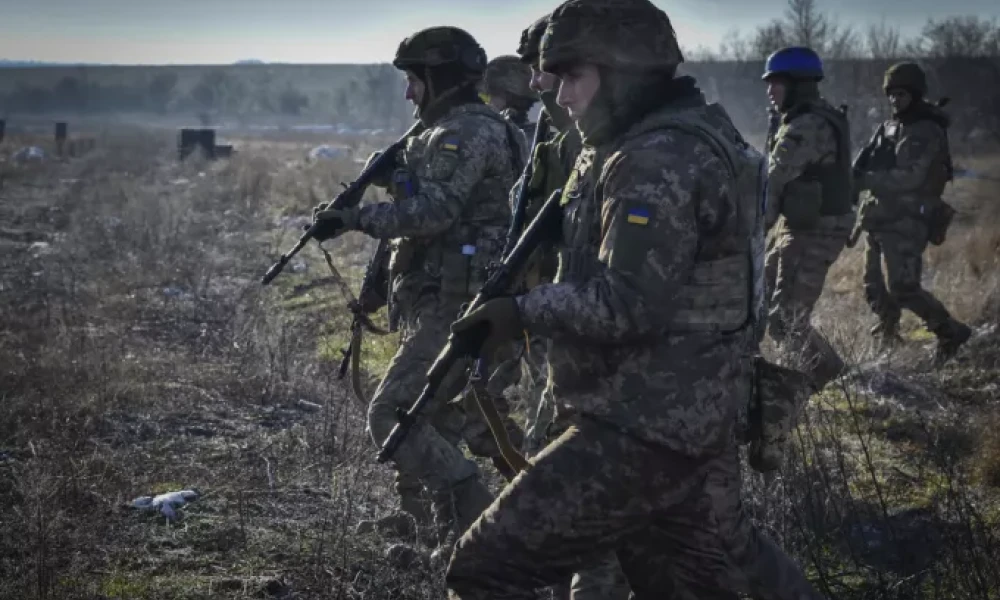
left=682, top=0, right=1000, bottom=61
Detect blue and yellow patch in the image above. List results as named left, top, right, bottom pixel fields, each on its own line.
left=626, top=207, right=650, bottom=226
left=441, top=137, right=460, bottom=152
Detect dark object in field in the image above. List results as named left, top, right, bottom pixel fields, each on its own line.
left=178, top=127, right=217, bottom=160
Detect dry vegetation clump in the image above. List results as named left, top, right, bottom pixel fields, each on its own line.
left=0, top=131, right=450, bottom=600
left=753, top=154, right=1000, bottom=599
left=1, top=129, right=998, bottom=600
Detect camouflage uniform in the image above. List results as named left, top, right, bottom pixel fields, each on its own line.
left=762, top=48, right=853, bottom=388
left=856, top=62, right=971, bottom=362
left=507, top=13, right=584, bottom=460
left=328, top=27, right=528, bottom=547
left=445, top=3, right=822, bottom=599
left=513, top=111, right=584, bottom=458
left=483, top=55, right=539, bottom=140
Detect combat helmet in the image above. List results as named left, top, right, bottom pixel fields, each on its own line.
left=883, top=62, right=928, bottom=97
left=393, top=26, right=487, bottom=80
left=540, top=0, right=684, bottom=75
left=762, top=46, right=824, bottom=82
left=483, top=55, right=534, bottom=101
left=517, top=15, right=549, bottom=66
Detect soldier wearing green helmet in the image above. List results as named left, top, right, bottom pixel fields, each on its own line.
left=481, top=55, right=539, bottom=138
left=309, top=25, right=528, bottom=560
left=444, top=1, right=824, bottom=598
left=854, top=61, right=971, bottom=363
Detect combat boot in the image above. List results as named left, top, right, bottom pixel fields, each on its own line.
left=356, top=484, right=431, bottom=540
left=428, top=475, right=494, bottom=566
left=398, top=484, right=433, bottom=526
left=934, top=320, right=972, bottom=366
left=870, top=320, right=902, bottom=353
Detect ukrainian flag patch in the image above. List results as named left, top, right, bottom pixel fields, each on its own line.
left=441, top=137, right=460, bottom=152
left=626, top=207, right=650, bottom=226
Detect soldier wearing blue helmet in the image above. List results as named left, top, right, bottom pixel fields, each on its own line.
left=761, top=46, right=853, bottom=389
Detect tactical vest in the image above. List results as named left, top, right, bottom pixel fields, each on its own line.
left=393, top=106, right=526, bottom=301
left=564, top=102, right=767, bottom=335
left=782, top=100, right=853, bottom=216
left=872, top=116, right=952, bottom=198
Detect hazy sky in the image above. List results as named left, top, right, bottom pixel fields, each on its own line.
left=0, top=0, right=996, bottom=65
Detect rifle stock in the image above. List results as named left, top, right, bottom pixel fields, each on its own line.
left=260, top=121, right=426, bottom=286
left=377, top=187, right=564, bottom=464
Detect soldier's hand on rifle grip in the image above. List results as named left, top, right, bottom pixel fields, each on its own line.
left=449, top=297, right=523, bottom=361
left=310, top=205, right=360, bottom=242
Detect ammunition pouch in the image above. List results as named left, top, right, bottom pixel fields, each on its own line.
left=780, top=180, right=823, bottom=230
left=439, top=225, right=505, bottom=300
left=927, top=200, right=956, bottom=246
left=746, top=356, right=815, bottom=473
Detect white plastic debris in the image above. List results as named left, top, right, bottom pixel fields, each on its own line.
left=131, top=489, right=200, bottom=521
left=296, top=399, right=322, bottom=412
left=13, top=146, right=46, bottom=163
left=308, top=145, right=347, bottom=160
left=28, top=241, right=54, bottom=257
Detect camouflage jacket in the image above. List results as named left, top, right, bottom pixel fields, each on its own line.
left=516, top=97, right=754, bottom=457
left=859, top=110, right=951, bottom=234
left=765, top=100, right=850, bottom=231
left=507, top=125, right=583, bottom=287
left=359, top=103, right=524, bottom=306
left=502, top=107, right=536, bottom=141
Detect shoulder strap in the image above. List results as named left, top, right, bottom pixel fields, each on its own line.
left=476, top=107, right=527, bottom=177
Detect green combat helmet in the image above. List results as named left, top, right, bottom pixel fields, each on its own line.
left=483, top=55, right=534, bottom=103
left=393, top=26, right=487, bottom=79
left=540, top=0, right=684, bottom=74
left=883, top=62, right=928, bottom=97
left=517, top=15, right=549, bottom=66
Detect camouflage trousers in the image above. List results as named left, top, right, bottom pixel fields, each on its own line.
left=765, top=215, right=852, bottom=386
left=446, top=418, right=823, bottom=600
left=863, top=221, right=956, bottom=337
left=370, top=292, right=522, bottom=526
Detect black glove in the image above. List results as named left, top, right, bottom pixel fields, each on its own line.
left=450, top=297, right=523, bottom=360
left=307, top=204, right=359, bottom=242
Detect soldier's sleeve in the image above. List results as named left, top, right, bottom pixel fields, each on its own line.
left=866, top=120, right=943, bottom=196
left=517, top=134, right=731, bottom=343
left=357, top=118, right=496, bottom=239
left=765, top=114, right=835, bottom=227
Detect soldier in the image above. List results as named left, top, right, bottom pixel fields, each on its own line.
left=308, top=26, right=527, bottom=556
left=482, top=55, right=540, bottom=138
left=761, top=46, right=853, bottom=388
left=509, top=14, right=583, bottom=459
left=444, top=1, right=824, bottom=598
left=855, top=62, right=971, bottom=363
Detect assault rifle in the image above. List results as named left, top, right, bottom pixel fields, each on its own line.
left=376, top=187, right=564, bottom=466
left=501, top=110, right=552, bottom=259
left=260, top=120, right=425, bottom=286
left=846, top=124, right=887, bottom=248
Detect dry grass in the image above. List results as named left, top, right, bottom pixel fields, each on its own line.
left=0, top=130, right=998, bottom=599
left=0, top=130, right=447, bottom=599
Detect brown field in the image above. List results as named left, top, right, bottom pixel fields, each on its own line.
left=1, top=126, right=999, bottom=600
